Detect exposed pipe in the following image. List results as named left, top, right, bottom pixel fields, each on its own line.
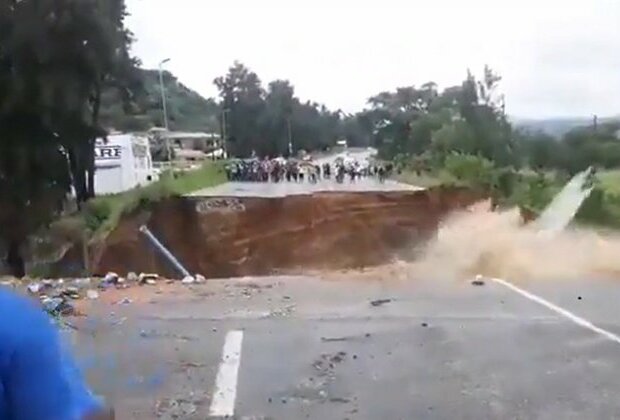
left=139, top=225, right=190, bottom=278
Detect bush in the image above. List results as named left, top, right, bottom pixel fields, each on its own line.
left=576, top=188, right=605, bottom=223
left=132, top=181, right=173, bottom=212
left=83, top=200, right=112, bottom=232
left=511, top=172, right=560, bottom=212
left=444, top=153, right=496, bottom=190
left=576, top=188, right=620, bottom=228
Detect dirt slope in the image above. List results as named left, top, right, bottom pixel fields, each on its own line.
left=94, top=187, right=481, bottom=278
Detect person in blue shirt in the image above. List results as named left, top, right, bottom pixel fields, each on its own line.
left=0, top=287, right=113, bottom=420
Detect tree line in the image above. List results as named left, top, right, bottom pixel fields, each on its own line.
left=214, top=61, right=349, bottom=158
left=355, top=65, right=620, bottom=175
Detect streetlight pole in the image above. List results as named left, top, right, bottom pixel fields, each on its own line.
left=158, top=58, right=171, bottom=161
left=287, top=116, right=293, bottom=157
left=221, top=108, right=229, bottom=159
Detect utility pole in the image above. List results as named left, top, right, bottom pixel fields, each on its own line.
left=287, top=116, right=293, bottom=157
left=158, top=58, right=171, bottom=161
left=221, top=108, right=229, bottom=159
left=593, top=114, right=598, bottom=131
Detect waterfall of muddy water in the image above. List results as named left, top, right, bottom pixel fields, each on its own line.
left=336, top=204, right=620, bottom=284
left=533, top=167, right=593, bottom=232
left=336, top=171, right=620, bottom=284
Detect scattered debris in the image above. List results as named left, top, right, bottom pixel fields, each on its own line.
left=321, top=336, right=349, bottom=342
left=195, top=274, right=206, bottom=283
left=329, top=397, right=351, bottom=403
left=111, top=317, right=127, bottom=326
left=103, top=272, right=118, bottom=283
left=321, top=333, right=372, bottom=343
left=139, top=273, right=159, bottom=284
left=41, top=297, right=63, bottom=313
left=370, top=298, right=392, bottom=307
left=181, top=275, right=195, bottom=285
left=86, top=290, right=99, bottom=300
left=27, top=283, right=42, bottom=294
left=127, top=272, right=138, bottom=282
left=117, top=297, right=133, bottom=305
left=268, top=304, right=296, bottom=318
left=42, top=297, right=74, bottom=316
left=41, top=279, right=55, bottom=288
left=471, top=275, right=485, bottom=286
left=330, top=351, right=347, bottom=363
left=154, top=398, right=198, bottom=418
left=62, top=286, right=81, bottom=298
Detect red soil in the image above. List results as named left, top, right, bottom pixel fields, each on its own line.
left=93, top=187, right=482, bottom=279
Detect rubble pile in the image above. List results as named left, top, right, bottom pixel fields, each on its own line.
left=0, top=271, right=206, bottom=317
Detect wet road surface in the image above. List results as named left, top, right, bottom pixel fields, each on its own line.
left=70, top=275, right=620, bottom=419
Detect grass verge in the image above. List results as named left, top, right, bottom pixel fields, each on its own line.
left=85, top=161, right=226, bottom=240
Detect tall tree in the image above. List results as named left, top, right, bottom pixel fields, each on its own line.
left=364, top=67, right=518, bottom=165
left=214, top=62, right=342, bottom=157
left=0, top=0, right=136, bottom=275
left=214, top=61, right=265, bottom=157
left=260, top=80, right=295, bottom=156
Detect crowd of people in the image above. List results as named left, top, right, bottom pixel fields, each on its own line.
left=224, top=157, right=393, bottom=184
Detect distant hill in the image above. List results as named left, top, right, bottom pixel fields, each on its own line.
left=513, top=116, right=620, bottom=138
left=100, top=68, right=220, bottom=133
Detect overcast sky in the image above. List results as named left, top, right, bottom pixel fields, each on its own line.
left=125, top=0, right=620, bottom=119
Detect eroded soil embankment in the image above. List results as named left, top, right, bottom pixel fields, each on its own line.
left=93, top=187, right=482, bottom=278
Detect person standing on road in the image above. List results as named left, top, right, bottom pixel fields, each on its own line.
left=299, top=165, right=305, bottom=182
left=0, top=287, right=113, bottom=420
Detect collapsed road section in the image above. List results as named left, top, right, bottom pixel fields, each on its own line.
left=92, top=187, right=482, bottom=279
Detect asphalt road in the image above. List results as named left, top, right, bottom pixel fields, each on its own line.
left=70, top=274, right=620, bottom=419
left=189, top=149, right=422, bottom=198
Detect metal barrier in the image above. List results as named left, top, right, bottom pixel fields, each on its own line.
left=139, top=225, right=191, bottom=278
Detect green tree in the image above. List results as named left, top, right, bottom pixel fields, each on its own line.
left=260, top=80, right=295, bottom=156
left=0, top=0, right=135, bottom=275
left=101, top=69, right=221, bottom=133
left=364, top=67, right=519, bottom=167
left=213, top=62, right=343, bottom=157
left=214, top=61, right=265, bottom=157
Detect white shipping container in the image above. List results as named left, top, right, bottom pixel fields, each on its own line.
left=94, top=134, right=158, bottom=195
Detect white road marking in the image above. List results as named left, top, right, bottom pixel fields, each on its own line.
left=490, top=277, right=620, bottom=346
left=209, top=330, right=244, bottom=417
